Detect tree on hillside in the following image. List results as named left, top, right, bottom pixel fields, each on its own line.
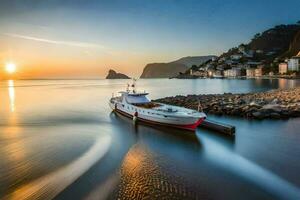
left=297, top=20, right=300, bottom=25
left=254, top=33, right=261, bottom=39
left=191, top=65, right=198, bottom=71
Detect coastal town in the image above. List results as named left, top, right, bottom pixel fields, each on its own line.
left=176, top=23, right=300, bottom=79
left=187, top=49, right=300, bottom=79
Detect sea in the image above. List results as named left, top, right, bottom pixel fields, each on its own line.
left=0, top=78, right=300, bottom=200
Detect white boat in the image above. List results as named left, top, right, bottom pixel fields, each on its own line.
left=109, top=81, right=206, bottom=131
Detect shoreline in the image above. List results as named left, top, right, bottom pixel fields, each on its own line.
left=155, top=87, right=300, bottom=119
left=172, top=75, right=300, bottom=80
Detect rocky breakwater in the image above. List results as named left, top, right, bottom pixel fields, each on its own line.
left=155, top=87, right=300, bottom=119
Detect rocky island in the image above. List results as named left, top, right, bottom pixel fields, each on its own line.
left=155, top=87, right=300, bottom=119
left=106, top=69, right=130, bottom=79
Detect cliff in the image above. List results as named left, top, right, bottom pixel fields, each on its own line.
left=106, top=69, right=130, bottom=79
left=280, top=29, right=300, bottom=58
left=140, top=56, right=216, bottom=78
left=140, top=63, right=188, bottom=78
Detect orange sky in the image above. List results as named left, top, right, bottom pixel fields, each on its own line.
left=0, top=33, right=197, bottom=79
left=0, top=35, right=145, bottom=79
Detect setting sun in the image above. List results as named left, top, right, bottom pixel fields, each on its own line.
left=5, top=63, right=16, bottom=74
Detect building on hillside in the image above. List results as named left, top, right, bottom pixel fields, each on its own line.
left=288, top=57, right=300, bottom=72
left=230, top=54, right=243, bottom=60
left=218, top=57, right=226, bottom=63
left=278, top=63, right=288, bottom=74
left=224, top=68, right=241, bottom=77
left=243, top=50, right=254, bottom=58
left=216, top=65, right=225, bottom=71
left=247, top=61, right=261, bottom=67
left=237, top=64, right=249, bottom=69
left=207, top=69, right=215, bottom=77
left=204, top=64, right=214, bottom=70
left=246, top=68, right=256, bottom=77
left=255, top=67, right=263, bottom=77
left=212, top=70, right=223, bottom=78
left=191, top=70, right=207, bottom=77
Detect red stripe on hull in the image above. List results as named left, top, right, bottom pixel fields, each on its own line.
left=114, top=108, right=205, bottom=131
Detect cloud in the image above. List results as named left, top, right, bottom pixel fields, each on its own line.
left=3, top=33, right=105, bottom=49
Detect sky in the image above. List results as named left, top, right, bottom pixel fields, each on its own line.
left=0, top=0, right=300, bottom=79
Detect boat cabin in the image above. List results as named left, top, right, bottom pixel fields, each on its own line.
left=119, top=91, right=161, bottom=108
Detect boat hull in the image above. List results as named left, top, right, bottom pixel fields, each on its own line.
left=110, top=102, right=205, bottom=131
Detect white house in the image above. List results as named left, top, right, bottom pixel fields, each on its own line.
left=224, top=68, right=242, bottom=77
left=230, top=54, right=243, bottom=60
left=288, top=57, right=300, bottom=72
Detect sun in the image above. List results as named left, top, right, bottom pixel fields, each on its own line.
left=5, top=63, right=17, bottom=74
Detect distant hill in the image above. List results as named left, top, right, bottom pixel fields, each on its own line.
left=220, top=24, right=300, bottom=59
left=140, top=56, right=216, bottom=78
left=106, top=69, right=130, bottom=79
left=171, top=56, right=217, bottom=67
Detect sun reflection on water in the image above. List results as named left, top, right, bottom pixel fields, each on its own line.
left=8, top=80, right=15, bottom=112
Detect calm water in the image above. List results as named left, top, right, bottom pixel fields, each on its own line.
left=0, top=78, right=300, bottom=200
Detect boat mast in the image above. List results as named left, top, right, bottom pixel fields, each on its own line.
left=131, top=78, right=137, bottom=93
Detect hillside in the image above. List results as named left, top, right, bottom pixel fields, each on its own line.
left=140, top=63, right=188, bottom=78
left=280, top=29, right=300, bottom=58
left=171, top=56, right=217, bottom=67
left=221, top=24, right=300, bottom=59
left=140, top=56, right=216, bottom=78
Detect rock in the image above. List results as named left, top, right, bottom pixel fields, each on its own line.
left=249, top=101, right=258, bottom=106
left=262, top=104, right=282, bottom=113
left=154, top=87, right=300, bottom=120
left=252, top=111, right=264, bottom=119
left=106, top=69, right=130, bottom=79
left=271, top=98, right=279, bottom=104
left=270, top=113, right=281, bottom=119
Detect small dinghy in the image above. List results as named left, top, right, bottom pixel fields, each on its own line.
left=109, top=80, right=206, bottom=131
